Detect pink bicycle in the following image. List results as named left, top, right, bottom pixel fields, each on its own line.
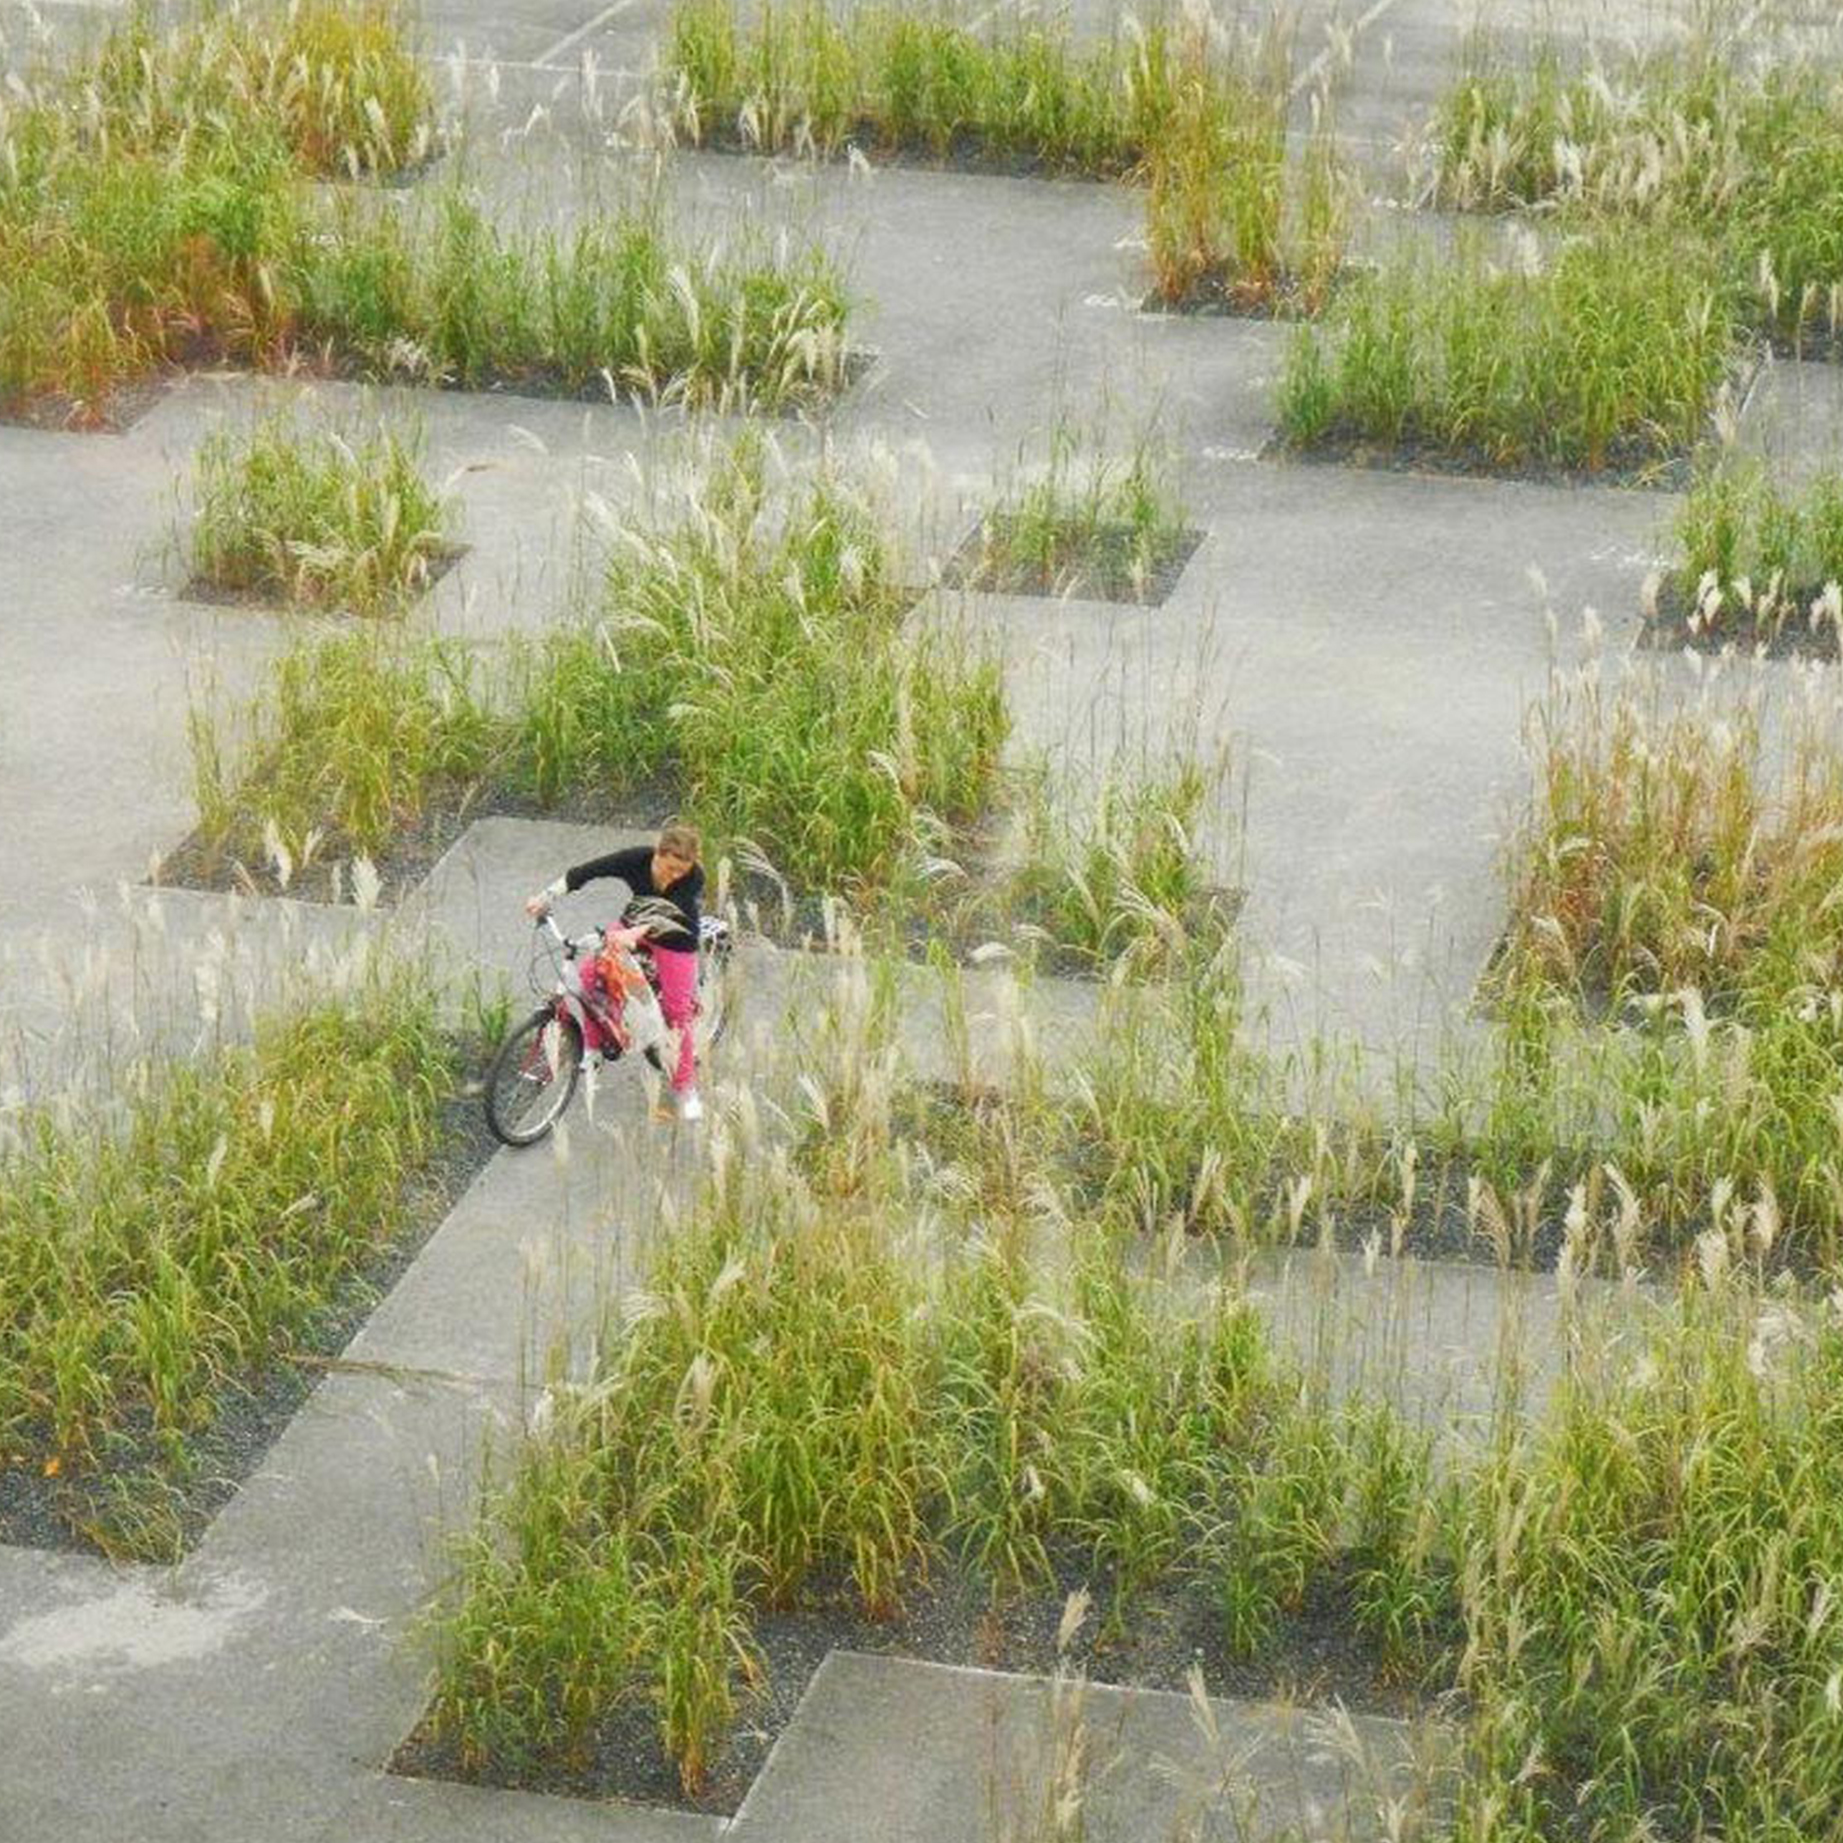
left=482, top=911, right=734, bottom=1145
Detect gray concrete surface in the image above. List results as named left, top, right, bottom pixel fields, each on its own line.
left=1735, top=353, right=1843, bottom=483
left=1244, top=1244, right=1657, bottom=1437
left=728, top=1650, right=1450, bottom=1843
left=0, top=0, right=1826, bottom=1834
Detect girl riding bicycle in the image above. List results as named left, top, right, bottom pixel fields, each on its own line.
left=526, top=823, right=707, bottom=1123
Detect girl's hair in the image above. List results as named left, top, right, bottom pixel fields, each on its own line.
left=657, top=821, right=702, bottom=864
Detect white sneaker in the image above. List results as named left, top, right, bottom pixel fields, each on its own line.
left=678, top=1089, right=704, bottom=1123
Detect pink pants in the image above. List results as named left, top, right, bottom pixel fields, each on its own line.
left=650, top=946, right=699, bottom=1092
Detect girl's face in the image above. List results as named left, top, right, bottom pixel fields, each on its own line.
left=652, top=850, right=694, bottom=889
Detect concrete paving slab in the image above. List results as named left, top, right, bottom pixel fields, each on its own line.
left=1243, top=1245, right=1657, bottom=1436
left=728, top=1650, right=1446, bottom=1843
left=0, top=1369, right=498, bottom=1842
left=0, top=80, right=1708, bottom=1085
left=1, top=1366, right=575, bottom=1833
left=348, top=1769, right=725, bottom=1842
left=342, top=1115, right=679, bottom=1382
left=0, top=1542, right=147, bottom=1643
left=0, top=418, right=289, bottom=921
left=422, top=0, right=660, bottom=70
left=405, top=813, right=659, bottom=983
left=0, top=883, right=386, bottom=1107
left=1735, top=352, right=1843, bottom=484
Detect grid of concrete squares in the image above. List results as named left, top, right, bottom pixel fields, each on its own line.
left=4, top=0, right=1832, bottom=1835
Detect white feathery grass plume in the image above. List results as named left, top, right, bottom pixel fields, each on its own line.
left=1697, top=1223, right=1730, bottom=1290
left=1679, top=986, right=1712, bottom=1074
left=262, top=817, right=294, bottom=891
left=350, top=856, right=382, bottom=912
left=676, top=1352, right=718, bottom=1436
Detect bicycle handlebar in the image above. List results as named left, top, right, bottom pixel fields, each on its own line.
left=536, top=913, right=605, bottom=956
left=535, top=909, right=662, bottom=953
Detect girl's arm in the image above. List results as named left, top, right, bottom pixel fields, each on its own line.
left=525, top=847, right=650, bottom=916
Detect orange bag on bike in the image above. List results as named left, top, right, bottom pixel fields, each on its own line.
left=595, top=944, right=648, bottom=998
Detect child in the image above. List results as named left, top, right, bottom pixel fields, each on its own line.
left=526, top=823, right=706, bottom=1122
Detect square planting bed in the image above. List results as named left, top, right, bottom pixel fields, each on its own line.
left=178, top=539, right=469, bottom=613
left=0, top=1089, right=498, bottom=1561
left=943, top=515, right=1204, bottom=607
left=1, top=374, right=172, bottom=434
left=1639, top=579, right=1843, bottom=663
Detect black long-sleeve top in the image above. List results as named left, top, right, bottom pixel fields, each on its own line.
left=563, top=846, right=703, bottom=952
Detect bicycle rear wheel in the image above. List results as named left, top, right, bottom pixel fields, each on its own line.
left=484, top=1007, right=582, bottom=1146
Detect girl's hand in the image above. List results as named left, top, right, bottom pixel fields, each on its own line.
left=524, top=892, right=551, bottom=919
left=604, top=924, right=648, bottom=952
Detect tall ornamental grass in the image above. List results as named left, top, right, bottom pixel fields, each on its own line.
left=969, top=415, right=1193, bottom=601
left=0, top=974, right=454, bottom=1477
left=1450, top=1274, right=1843, bottom=1841
left=0, top=1, right=851, bottom=416
left=1501, top=675, right=1843, bottom=1011
left=428, top=943, right=1843, bottom=1830
left=1479, top=662, right=1843, bottom=1258
left=27, top=0, right=434, bottom=178
left=666, top=0, right=1172, bottom=171
left=994, top=757, right=1235, bottom=974
left=1425, top=30, right=1843, bottom=349
left=666, top=0, right=1348, bottom=314
left=295, top=190, right=851, bottom=409
left=1426, top=35, right=1751, bottom=218
left=188, top=629, right=497, bottom=874
left=1278, top=225, right=1736, bottom=475
left=509, top=437, right=1008, bottom=896
left=190, top=409, right=453, bottom=616
left=1142, top=30, right=1349, bottom=315
left=190, top=437, right=1006, bottom=903
left=1672, top=455, right=1843, bottom=643
left=0, top=0, right=424, bottom=412
left=426, top=974, right=1374, bottom=1793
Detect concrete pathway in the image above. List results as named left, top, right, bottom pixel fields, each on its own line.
left=0, top=0, right=1819, bottom=1834
left=0, top=811, right=1594, bottom=1840
left=727, top=1651, right=1450, bottom=1843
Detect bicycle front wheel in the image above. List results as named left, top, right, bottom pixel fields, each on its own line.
left=484, top=1007, right=583, bottom=1146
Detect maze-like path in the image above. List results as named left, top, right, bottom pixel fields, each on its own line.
left=2, top=0, right=1830, bottom=1832
left=0, top=815, right=1624, bottom=1840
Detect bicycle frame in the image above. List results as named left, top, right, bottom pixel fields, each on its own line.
left=485, top=909, right=733, bottom=1145
left=539, top=915, right=666, bottom=1060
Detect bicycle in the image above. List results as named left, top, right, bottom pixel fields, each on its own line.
left=482, top=910, right=735, bottom=1146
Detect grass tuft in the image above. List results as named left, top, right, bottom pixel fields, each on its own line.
left=189, top=627, right=495, bottom=875
left=1669, top=454, right=1843, bottom=645
left=965, top=415, right=1194, bottom=604
left=994, top=756, right=1235, bottom=976
left=1278, top=224, right=1737, bottom=477
left=0, top=970, right=455, bottom=1508
left=189, top=408, right=453, bottom=616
